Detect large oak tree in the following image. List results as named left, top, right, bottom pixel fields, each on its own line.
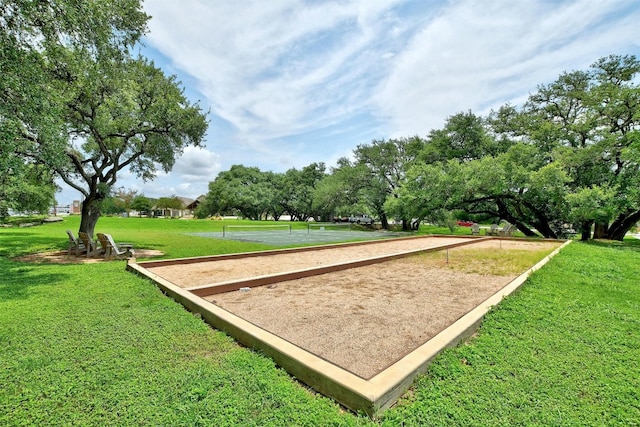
left=1, top=0, right=148, bottom=218
left=58, top=54, right=207, bottom=236
left=490, top=55, right=640, bottom=239
left=1, top=0, right=208, bottom=235
left=395, top=55, right=639, bottom=240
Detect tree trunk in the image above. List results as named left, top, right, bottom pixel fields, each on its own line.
left=79, top=197, right=102, bottom=237
left=380, top=213, right=389, bottom=230
left=499, top=203, right=556, bottom=238
left=605, top=211, right=640, bottom=241
left=527, top=220, right=557, bottom=238
left=593, top=222, right=608, bottom=239
left=512, top=221, right=540, bottom=237
left=580, top=220, right=593, bottom=241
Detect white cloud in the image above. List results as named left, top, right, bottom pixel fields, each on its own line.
left=172, top=146, right=221, bottom=181
left=375, top=0, right=640, bottom=135
left=143, top=0, right=408, bottom=147
left=130, top=146, right=222, bottom=199
left=144, top=0, right=640, bottom=154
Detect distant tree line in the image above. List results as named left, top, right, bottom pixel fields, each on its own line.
left=198, top=55, right=640, bottom=241
left=100, top=188, right=185, bottom=216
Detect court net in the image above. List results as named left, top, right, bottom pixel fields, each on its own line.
left=222, top=224, right=292, bottom=237
left=307, top=222, right=353, bottom=233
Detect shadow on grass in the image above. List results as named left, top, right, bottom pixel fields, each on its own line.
left=585, top=237, right=640, bottom=253
left=0, top=231, right=66, bottom=258
left=0, top=259, right=70, bottom=301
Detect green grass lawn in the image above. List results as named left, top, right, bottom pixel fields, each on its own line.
left=1, top=216, right=639, bottom=426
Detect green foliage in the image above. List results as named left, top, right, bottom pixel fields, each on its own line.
left=388, top=160, right=457, bottom=227
left=421, top=110, right=505, bottom=162
left=65, top=55, right=208, bottom=235
left=199, top=164, right=326, bottom=221
left=567, top=185, right=618, bottom=224
left=0, top=163, right=56, bottom=217
left=155, top=196, right=185, bottom=210
left=200, top=165, right=276, bottom=220
left=510, top=55, right=640, bottom=239
left=130, top=195, right=152, bottom=214
left=0, top=0, right=149, bottom=54
left=1, top=0, right=146, bottom=213
left=390, top=54, right=640, bottom=240
left=311, top=172, right=346, bottom=220
left=279, top=162, right=326, bottom=221
left=100, top=196, right=126, bottom=215
left=353, top=137, right=424, bottom=229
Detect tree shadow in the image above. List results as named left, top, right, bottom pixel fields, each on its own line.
left=585, top=237, right=640, bottom=253
left=0, top=259, right=70, bottom=301
left=0, top=231, right=66, bottom=258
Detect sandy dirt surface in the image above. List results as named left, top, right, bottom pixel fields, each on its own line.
left=146, top=236, right=472, bottom=288
left=208, top=257, right=515, bottom=379
left=146, top=237, right=561, bottom=379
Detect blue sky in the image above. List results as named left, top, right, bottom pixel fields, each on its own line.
left=57, top=0, right=640, bottom=204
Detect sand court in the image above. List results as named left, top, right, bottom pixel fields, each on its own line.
left=129, top=235, right=566, bottom=415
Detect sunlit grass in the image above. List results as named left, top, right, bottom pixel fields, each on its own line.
left=413, top=244, right=561, bottom=276
left=0, top=216, right=279, bottom=259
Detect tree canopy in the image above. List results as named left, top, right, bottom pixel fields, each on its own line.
left=200, top=55, right=638, bottom=241
left=198, top=164, right=326, bottom=221
left=388, top=54, right=640, bottom=240
left=485, top=54, right=640, bottom=239
left=59, top=54, right=208, bottom=235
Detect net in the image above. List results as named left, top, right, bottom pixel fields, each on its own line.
left=307, top=222, right=353, bottom=233
left=222, top=224, right=292, bottom=237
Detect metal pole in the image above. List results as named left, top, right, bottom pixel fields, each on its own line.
left=223, top=225, right=226, bottom=237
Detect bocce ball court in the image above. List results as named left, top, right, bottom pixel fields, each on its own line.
left=127, top=235, right=568, bottom=416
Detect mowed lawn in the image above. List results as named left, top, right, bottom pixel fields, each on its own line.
left=1, top=217, right=639, bottom=426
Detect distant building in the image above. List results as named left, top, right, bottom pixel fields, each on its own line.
left=184, top=196, right=205, bottom=215
left=51, top=201, right=81, bottom=215
left=151, top=196, right=204, bottom=218
left=50, top=205, right=71, bottom=215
